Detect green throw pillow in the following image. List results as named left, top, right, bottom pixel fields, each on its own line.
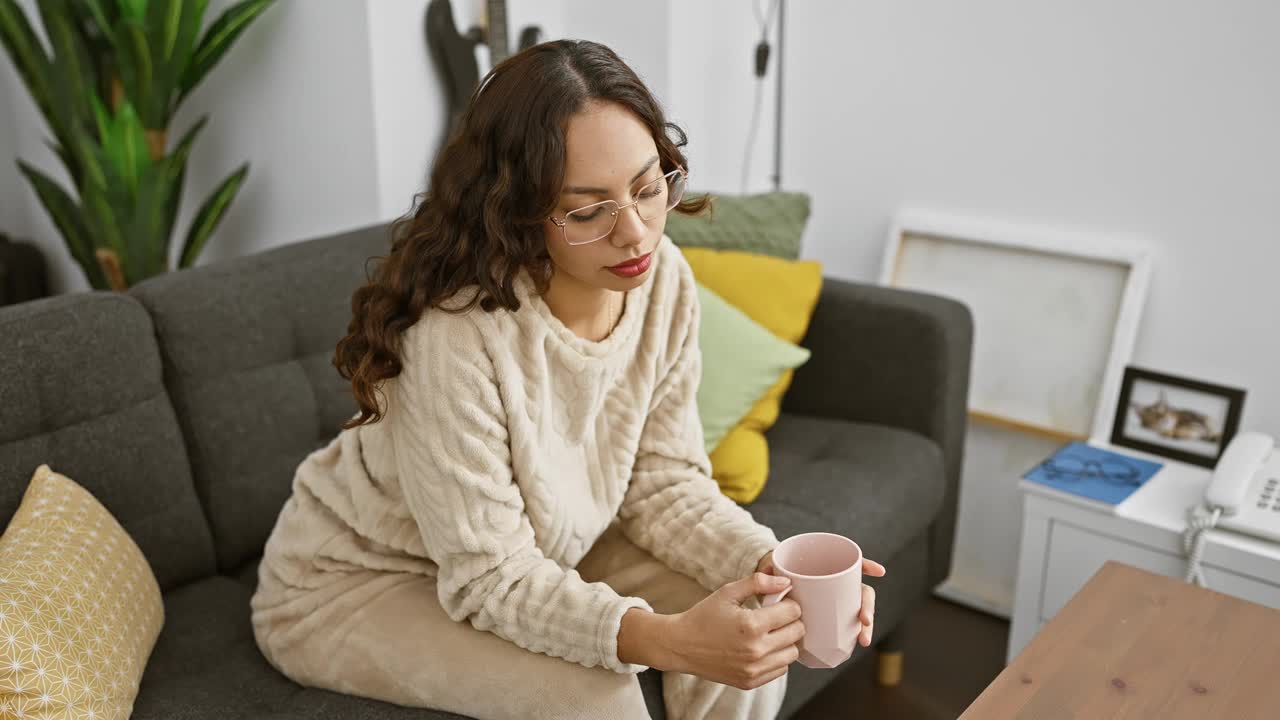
left=667, top=191, right=811, bottom=260
left=696, top=282, right=811, bottom=452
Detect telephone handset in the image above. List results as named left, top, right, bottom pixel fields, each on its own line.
left=1183, top=431, right=1280, bottom=586
left=1205, top=432, right=1280, bottom=541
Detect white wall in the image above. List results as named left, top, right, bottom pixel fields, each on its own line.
left=562, top=1, right=670, bottom=104
left=367, top=0, right=454, bottom=222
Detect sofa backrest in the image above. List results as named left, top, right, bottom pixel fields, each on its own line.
left=129, top=223, right=391, bottom=573
left=0, top=292, right=217, bottom=590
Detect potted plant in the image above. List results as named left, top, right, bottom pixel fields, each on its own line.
left=0, top=0, right=274, bottom=290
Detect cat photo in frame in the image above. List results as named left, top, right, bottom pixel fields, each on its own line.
left=1110, top=365, right=1246, bottom=468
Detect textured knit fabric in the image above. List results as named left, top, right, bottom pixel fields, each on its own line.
left=252, top=237, right=781, bottom=678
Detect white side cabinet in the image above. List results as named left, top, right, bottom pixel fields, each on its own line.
left=1008, top=443, right=1280, bottom=663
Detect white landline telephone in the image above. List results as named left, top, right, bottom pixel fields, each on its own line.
left=1183, top=431, right=1280, bottom=586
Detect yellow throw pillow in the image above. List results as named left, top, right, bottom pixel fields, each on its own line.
left=0, top=465, right=164, bottom=719
left=681, top=247, right=823, bottom=503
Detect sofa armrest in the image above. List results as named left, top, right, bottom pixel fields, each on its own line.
left=782, top=277, right=974, bottom=590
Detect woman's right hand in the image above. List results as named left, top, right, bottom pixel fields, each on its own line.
left=666, top=572, right=805, bottom=690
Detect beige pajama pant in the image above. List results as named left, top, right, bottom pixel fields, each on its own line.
left=250, top=518, right=787, bottom=720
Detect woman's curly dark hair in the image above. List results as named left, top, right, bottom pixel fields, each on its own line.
left=334, top=39, right=711, bottom=429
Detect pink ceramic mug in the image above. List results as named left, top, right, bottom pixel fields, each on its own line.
left=760, top=532, right=863, bottom=669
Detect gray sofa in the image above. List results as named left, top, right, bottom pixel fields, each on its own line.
left=0, top=222, right=972, bottom=719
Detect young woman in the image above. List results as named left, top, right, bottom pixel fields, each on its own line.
left=250, top=39, right=884, bottom=720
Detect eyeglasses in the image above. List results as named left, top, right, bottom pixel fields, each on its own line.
left=548, top=167, right=688, bottom=246
left=1035, top=454, right=1143, bottom=487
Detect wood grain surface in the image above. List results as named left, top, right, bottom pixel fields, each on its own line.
left=960, top=561, right=1280, bottom=719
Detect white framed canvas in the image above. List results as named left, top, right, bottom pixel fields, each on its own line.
left=880, top=209, right=1153, bottom=443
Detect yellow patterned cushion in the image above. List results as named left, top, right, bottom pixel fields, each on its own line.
left=0, top=465, right=164, bottom=719
left=681, top=247, right=823, bottom=503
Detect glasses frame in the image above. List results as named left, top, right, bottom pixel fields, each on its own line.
left=547, top=166, right=689, bottom=246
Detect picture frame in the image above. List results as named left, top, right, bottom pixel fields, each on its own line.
left=1109, top=365, right=1246, bottom=469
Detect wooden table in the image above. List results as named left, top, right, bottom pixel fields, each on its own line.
left=961, top=561, right=1280, bottom=719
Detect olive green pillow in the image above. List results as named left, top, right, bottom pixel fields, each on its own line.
left=667, top=191, right=811, bottom=260
left=696, top=283, right=811, bottom=453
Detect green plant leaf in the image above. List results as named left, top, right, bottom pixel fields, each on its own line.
left=171, top=0, right=205, bottom=67
left=67, top=114, right=107, bottom=190
left=116, top=0, right=144, bottom=22
left=96, top=99, right=149, bottom=193
left=114, top=17, right=158, bottom=123
left=76, top=0, right=118, bottom=105
left=127, top=162, right=179, bottom=277
left=162, top=115, right=205, bottom=201
left=0, top=1, right=90, bottom=183
left=0, top=0, right=56, bottom=119
left=142, top=0, right=184, bottom=121
left=37, top=0, right=97, bottom=132
left=152, top=116, right=206, bottom=272
left=153, top=0, right=179, bottom=60
left=177, top=0, right=271, bottom=106
left=16, top=158, right=110, bottom=289
left=80, top=179, right=125, bottom=261
left=179, top=163, right=247, bottom=268
left=88, top=92, right=111, bottom=142
left=79, top=0, right=114, bottom=34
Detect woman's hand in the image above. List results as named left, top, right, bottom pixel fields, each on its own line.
left=666, top=573, right=805, bottom=690
left=757, top=550, right=886, bottom=648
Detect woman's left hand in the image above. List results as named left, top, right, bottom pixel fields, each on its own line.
left=757, top=550, right=886, bottom=647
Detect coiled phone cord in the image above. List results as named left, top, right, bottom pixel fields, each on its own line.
left=1183, top=505, right=1222, bottom=587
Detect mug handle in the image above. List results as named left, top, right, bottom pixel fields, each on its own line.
left=761, top=583, right=792, bottom=607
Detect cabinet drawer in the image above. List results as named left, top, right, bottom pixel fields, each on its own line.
left=1041, top=520, right=1280, bottom=621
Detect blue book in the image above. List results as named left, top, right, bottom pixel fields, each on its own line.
left=1023, top=442, right=1164, bottom=505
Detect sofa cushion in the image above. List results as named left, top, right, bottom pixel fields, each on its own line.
left=130, top=223, right=391, bottom=573
left=694, top=282, right=810, bottom=455
left=0, top=292, right=216, bottom=590
left=232, top=555, right=263, bottom=591
left=754, top=413, right=946, bottom=563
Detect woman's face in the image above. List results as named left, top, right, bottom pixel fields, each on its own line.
left=545, top=100, right=668, bottom=293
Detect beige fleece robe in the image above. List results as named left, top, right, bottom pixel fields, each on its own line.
left=254, top=237, right=781, bottom=676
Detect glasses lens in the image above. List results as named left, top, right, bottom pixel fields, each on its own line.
left=563, top=202, right=618, bottom=245
left=636, top=171, right=687, bottom=221
left=666, top=171, right=687, bottom=211
left=1051, top=457, right=1086, bottom=475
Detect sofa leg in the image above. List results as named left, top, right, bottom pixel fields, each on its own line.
left=875, top=629, right=904, bottom=687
